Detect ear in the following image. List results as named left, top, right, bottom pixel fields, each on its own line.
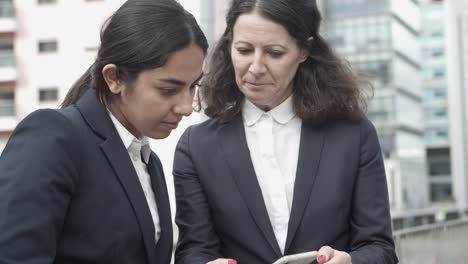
left=299, top=47, right=309, bottom=63
left=102, top=64, right=122, bottom=95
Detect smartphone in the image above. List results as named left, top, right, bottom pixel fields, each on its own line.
left=272, top=251, right=319, bottom=264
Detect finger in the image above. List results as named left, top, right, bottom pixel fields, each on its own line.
left=324, top=251, right=352, bottom=264
left=317, top=246, right=334, bottom=263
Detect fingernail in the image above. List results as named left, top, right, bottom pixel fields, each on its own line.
left=318, top=255, right=327, bottom=263
left=228, top=259, right=237, bottom=264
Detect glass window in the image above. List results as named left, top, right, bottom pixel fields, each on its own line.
left=432, top=48, right=444, bottom=57
left=38, top=40, right=58, bottom=53
left=434, top=89, right=446, bottom=98
left=430, top=183, right=452, bottom=202
left=0, top=90, right=15, bottom=117
left=434, top=109, right=447, bottom=117
left=355, top=60, right=391, bottom=84
left=38, top=0, right=56, bottom=4
left=0, top=0, right=14, bottom=18
left=39, top=88, right=59, bottom=102
left=433, top=69, right=445, bottom=78
left=431, top=30, right=443, bottom=38
left=0, top=41, right=14, bottom=67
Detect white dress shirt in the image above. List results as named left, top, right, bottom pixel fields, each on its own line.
left=242, top=96, right=302, bottom=254
left=108, top=112, right=161, bottom=244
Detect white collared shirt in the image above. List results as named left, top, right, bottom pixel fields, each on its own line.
left=108, top=112, right=161, bottom=244
left=242, top=96, right=302, bottom=254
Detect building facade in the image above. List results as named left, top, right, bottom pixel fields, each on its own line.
left=445, top=0, right=468, bottom=214
left=420, top=0, right=453, bottom=204
left=0, top=0, right=15, bottom=152
left=322, top=0, right=430, bottom=210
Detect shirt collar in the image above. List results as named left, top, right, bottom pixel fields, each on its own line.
left=108, top=111, right=151, bottom=164
left=242, top=95, right=296, bottom=126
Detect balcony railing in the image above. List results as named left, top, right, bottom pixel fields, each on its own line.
left=0, top=51, right=14, bottom=67
left=394, top=218, right=468, bottom=263
left=0, top=2, right=14, bottom=18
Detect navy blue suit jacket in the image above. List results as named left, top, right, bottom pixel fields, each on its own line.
left=173, top=115, right=397, bottom=264
left=0, top=89, right=172, bottom=264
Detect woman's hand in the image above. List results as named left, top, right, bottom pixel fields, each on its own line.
left=317, top=246, right=352, bottom=264
left=207, top=258, right=237, bottom=264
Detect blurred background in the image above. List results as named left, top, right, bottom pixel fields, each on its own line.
left=1, top=0, right=467, bottom=262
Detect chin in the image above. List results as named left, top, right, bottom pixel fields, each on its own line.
left=147, top=131, right=171, bottom=140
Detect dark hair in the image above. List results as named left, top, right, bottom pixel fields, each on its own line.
left=199, top=0, right=371, bottom=125
left=61, top=0, right=208, bottom=108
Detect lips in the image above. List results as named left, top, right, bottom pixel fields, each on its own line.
left=245, top=81, right=270, bottom=86
left=160, top=121, right=179, bottom=130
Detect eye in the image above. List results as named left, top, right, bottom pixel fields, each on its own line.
left=158, top=87, right=178, bottom=96
left=268, top=50, right=284, bottom=58
left=236, top=48, right=252, bottom=55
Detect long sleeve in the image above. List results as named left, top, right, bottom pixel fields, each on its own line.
left=348, top=119, right=398, bottom=263
left=173, top=127, right=221, bottom=264
left=0, top=109, right=81, bottom=264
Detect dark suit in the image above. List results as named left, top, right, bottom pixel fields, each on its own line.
left=173, top=114, right=397, bottom=264
left=0, top=89, right=172, bottom=264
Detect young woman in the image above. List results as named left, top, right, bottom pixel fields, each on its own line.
left=0, top=0, right=207, bottom=263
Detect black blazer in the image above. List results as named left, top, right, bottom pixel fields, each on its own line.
left=0, top=89, right=172, bottom=264
left=173, top=114, right=397, bottom=264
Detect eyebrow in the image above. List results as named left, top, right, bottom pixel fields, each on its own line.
left=158, top=78, right=186, bottom=86
left=233, top=41, right=288, bottom=50
left=157, top=73, right=204, bottom=86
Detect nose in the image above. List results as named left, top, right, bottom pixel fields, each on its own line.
left=173, top=88, right=194, bottom=117
left=248, top=52, right=266, bottom=76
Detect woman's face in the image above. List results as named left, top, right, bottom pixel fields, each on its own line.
left=108, top=44, right=204, bottom=139
left=231, top=12, right=308, bottom=111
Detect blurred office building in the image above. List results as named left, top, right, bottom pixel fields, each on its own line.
left=445, top=0, right=468, bottom=215
left=420, top=0, right=453, bottom=205
left=322, top=0, right=430, bottom=210
left=0, top=0, right=15, bottom=152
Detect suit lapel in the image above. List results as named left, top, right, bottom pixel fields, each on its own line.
left=100, top=134, right=157, bottom=264
left=148, top=153, right=173, bottom=263
left=75, top=89, right=157, bottom=264
left=218, top=115, right=282, bottom=258
left=284, top=122, right=324, bottom=253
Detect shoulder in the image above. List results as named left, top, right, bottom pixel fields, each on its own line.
left=181, top=117, right=223, bottom=139
left=2, top=108, right=83, bottom=176
left=15, top=108, right=78, bottom=134
left=190, top=117, right=223, bottom=133
left=319, top=117, right=375, bottom=136
left=7, top=108, right=82, bottom=154
left=317, top=118, right=380, bottom=151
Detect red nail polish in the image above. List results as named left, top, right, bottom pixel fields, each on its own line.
left=318, top=255, right=327, bottom=263
left=228, top=259, right=237, bottom=264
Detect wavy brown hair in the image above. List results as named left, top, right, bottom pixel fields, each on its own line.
left=199, top=0, right=371, bottom=125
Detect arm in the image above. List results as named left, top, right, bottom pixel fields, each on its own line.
left=348, top=119, right=398, bottom=263
left=173, top=127, right=222, bottom=264
left=0, top=109, right=81, bottom=264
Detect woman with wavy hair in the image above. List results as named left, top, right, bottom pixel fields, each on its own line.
left=173, top=0, right=397, bottom=263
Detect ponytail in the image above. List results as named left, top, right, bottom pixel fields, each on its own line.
left=60, top=65, right=94, bottom=108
